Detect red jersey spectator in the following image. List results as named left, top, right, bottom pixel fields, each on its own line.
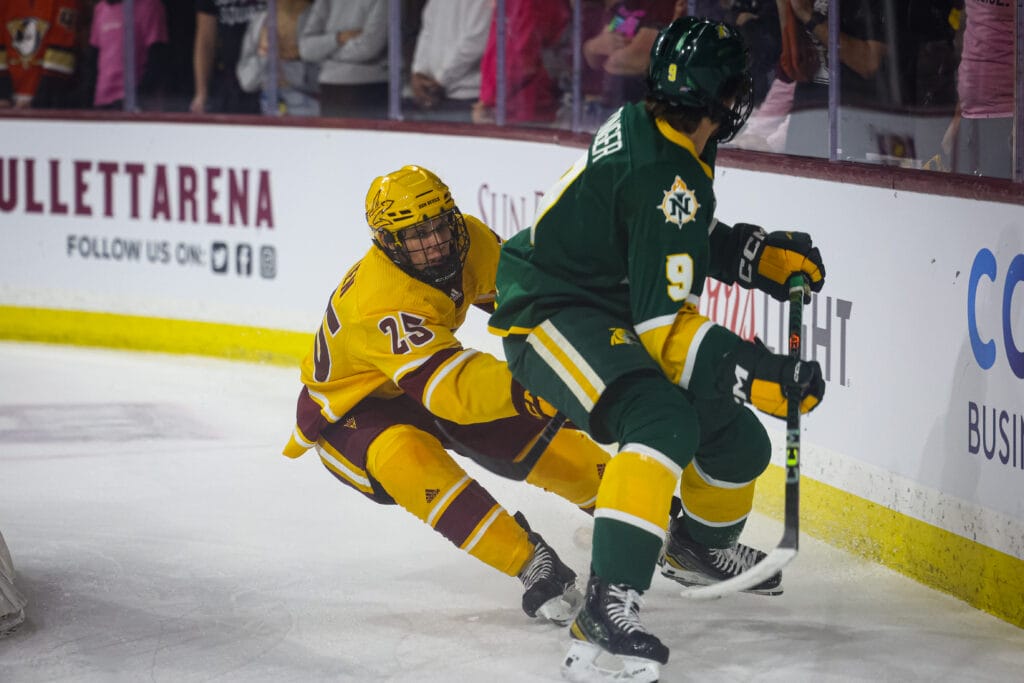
left=0, top=0, right=82, bottom=108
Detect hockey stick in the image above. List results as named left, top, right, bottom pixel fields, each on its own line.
left=680, top=274, right=807, bottom=599
left=435, top=411, right=567, bottom=480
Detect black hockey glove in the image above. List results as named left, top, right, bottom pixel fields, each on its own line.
left=723, top=338, right=824, bottom=418
left=734, top=223, right=825, bottom=302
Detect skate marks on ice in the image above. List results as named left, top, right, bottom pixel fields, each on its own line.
left=1, top=342, right=1024, bottom=682
left=0, top=402, right=215, bottom=446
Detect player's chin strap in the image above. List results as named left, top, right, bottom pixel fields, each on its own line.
left=680, top=274, right=807, bottom=600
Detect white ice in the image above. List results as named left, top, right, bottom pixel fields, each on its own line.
left=1, top=340, right=1023, bottom=682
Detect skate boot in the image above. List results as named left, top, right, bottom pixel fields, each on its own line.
left=561, top=573, right=667, bottom=683
left=658, top=517, right=783, bottom=596
left=515, top=513, right=583, bottom=626
left=0, top=607, right=25, bottom=637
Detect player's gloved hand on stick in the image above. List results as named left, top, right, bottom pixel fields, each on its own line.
left=723, top=338, right=824, bottom=418
left=511, top=381, right=559, bottom=420
left=735, top=223, right=825, bottom=302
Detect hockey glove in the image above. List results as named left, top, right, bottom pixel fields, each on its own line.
left=735, top=223, right=825, bottom=302
left=511, top=381, right=559, bottom=420
left=724, top=338, right=825, bottom=418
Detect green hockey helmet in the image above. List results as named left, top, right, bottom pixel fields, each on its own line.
left=646, top=16, right=754, bottom=142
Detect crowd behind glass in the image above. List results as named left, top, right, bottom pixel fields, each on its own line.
left=2, top=0, right=1020, bottom=181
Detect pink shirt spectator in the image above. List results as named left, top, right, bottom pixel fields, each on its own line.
left=90, top=0, right=168, bottom=107
left=956, top=0, right=1014, bottom=119
left=477, top=0, right=570, bottom=123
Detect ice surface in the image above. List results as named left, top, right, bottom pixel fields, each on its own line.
left=1, top=341, right=1022, bottom=682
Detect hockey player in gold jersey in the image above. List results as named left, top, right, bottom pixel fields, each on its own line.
left=283, top=165, right=610, bottom=625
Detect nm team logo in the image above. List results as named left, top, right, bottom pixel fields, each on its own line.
left=658, top=176, right=700, bottom=228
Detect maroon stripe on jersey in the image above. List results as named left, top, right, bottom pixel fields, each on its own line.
left=296, top=386, right=328, bottom=443
left=434, top=480, right=499, bottom=547
left=397, top=347, right=461, bottom=405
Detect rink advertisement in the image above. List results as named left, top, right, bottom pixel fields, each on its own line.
left=0, top=120, right=577, bottom=332
left=1, top=117, right=1023, bottom=626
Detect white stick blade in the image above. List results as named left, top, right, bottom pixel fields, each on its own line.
left=678, top=548, right=798, bottom=600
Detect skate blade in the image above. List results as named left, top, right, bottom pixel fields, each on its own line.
left=561, top=640, right=661, bottom=682
left=536, top=585, right=584, bottom=626
left=660, top=565, right=783, bottom=597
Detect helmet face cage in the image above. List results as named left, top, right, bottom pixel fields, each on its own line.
left=374, top=208, right=469, bottom=285
left=646, top=17, right=754, bottom=142
left=708, top=72, right=754, bottom=142
left=366, top=166, right=470, bottom=286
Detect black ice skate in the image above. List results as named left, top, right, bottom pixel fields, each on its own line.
left=658, top=517, right=783, bottom=596
left=561, top=573, right=667, bottom=683
left=515, top=513, right=582, bottom=626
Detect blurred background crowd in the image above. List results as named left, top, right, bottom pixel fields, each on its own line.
left=0, top=1, right=1018, bottom=179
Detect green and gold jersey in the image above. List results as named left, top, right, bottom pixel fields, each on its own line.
left=490, top=102, right=745, bottom=394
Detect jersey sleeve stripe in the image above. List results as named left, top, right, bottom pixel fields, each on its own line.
left=634, top=313, right=676, bottom=336
left=527, top=321, right=606, bottom=412
left=678, top=320, right=715, bottom=390
left=41, top=47, right=75, bottom=74
left=391, top=355, right=432, bottom=384
left=306, top=386, right=341, bottom=422
left=291, top=427, right=315, bottom=449
left=422, top=349, right=479, bottom=412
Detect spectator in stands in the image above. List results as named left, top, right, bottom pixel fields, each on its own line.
left=942, top=0, right=1014, bottom=179
left=472, top=0, right=571, bottom=126
left=192, top=0, right=266, bottom=114
left=405, top=0, right=490, bottom=122
left=86, top=0, right=169, bottom=110
left=729, top=0, right=792, bottom=152
left=0, top=0, right=84, bottom=108
left=577, top=0, right=677, bottom=129
left=783, top=0, right=901, bottom=160
left=299, top=0, right=388, bottom=119
left=237, top=0, right=320, bottom=116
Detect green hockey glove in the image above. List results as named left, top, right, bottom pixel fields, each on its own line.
left=724, top=338, right=825, bottom=418
left=735, top=223, right=825, bottom=302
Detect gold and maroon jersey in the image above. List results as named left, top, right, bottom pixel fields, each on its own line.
left=284, top=215, right=516, bottom=457
left=0, top=0, right=81, bottom=105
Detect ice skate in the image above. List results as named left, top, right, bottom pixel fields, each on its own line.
left=515, top=513, right=583, bottom=626
left=560, top=574, right=667, bottom=683
left=658, top=518, right=782, bottom=596
left=0, top=607, right=25, bottom=636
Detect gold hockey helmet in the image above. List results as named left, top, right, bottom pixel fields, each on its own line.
left=365, top=165, right=470, bottom=286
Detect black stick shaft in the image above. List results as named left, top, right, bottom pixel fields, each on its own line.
left=782, top=275, right=806, bottom=549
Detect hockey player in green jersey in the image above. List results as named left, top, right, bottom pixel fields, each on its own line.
left=488, top=16, right=826, bottom=682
